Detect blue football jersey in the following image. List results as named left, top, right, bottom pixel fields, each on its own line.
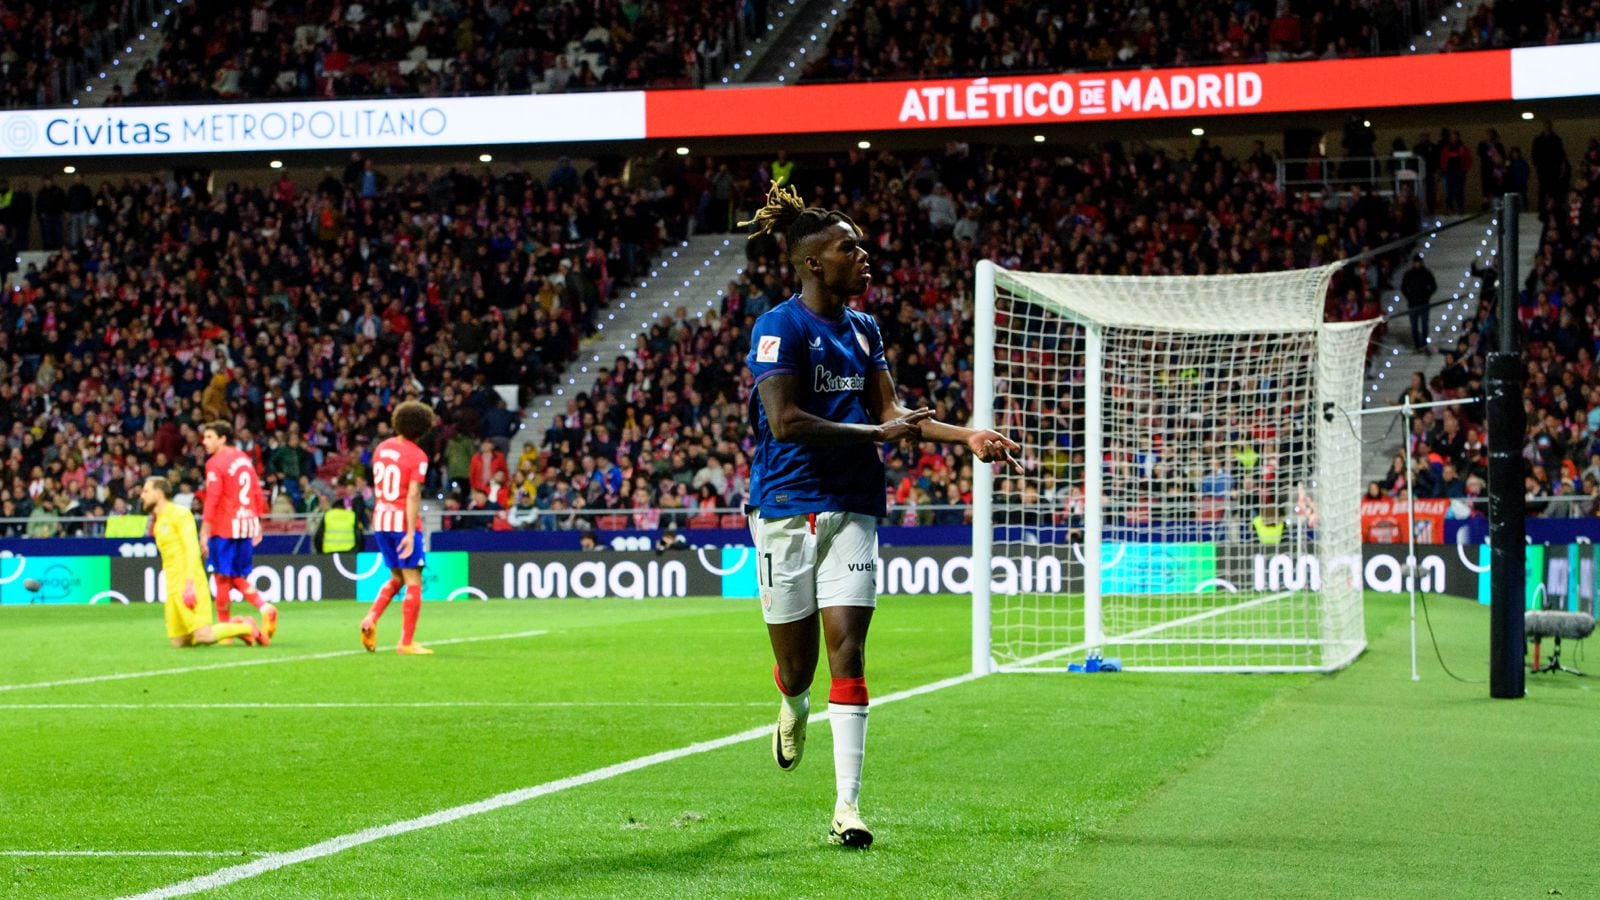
left=746, top=296, right=891, bottom=519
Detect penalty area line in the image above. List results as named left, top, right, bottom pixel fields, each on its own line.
left=122, top=670, right=982, bottom=899
left=0, top=630, right=548, bottom=693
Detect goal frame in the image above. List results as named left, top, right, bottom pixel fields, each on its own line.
left=971, top=259, right=1372, bottom=675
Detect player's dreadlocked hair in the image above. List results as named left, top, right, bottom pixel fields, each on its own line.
left=391, top=400, right=437, bottom=442
left=737, top=183, right=859, bottom=264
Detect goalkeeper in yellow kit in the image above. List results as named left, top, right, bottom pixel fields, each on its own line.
left=142, top=477, right=266, bottom=648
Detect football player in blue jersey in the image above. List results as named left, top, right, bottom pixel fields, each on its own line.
left=741, top=183, right=1021, bottom=848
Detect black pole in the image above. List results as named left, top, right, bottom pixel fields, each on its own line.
left=1487, top=194, right=1525, bottom=699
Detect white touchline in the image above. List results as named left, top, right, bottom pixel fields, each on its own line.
left=123, top=670, right=983, bottom=900
left=0, top=845, right=265, bottom=851
left=0, top=700, right=771, bottom=711
left=0, top=630, right=548, bottom=693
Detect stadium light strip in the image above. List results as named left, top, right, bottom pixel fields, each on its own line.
left=0, top=46, right=1593, bottom=159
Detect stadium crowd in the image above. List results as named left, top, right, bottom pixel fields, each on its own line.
left=802, top=0, right=1600, bottom=84
left=1387, top=123, right=1600, bottom=516
left=106, top=0, right=759, bottom=106
left=44, top=0, right=1600, bottom=109
left=8, top=0, right=1598, bottom=112
left=502, top=136, right=1418, bottom=534
left=1446, top=0, right=1600, bottom=53
left=0, top=152, right=682, bottom=536
left=806, top=0, right=1451, bottom=83
left=0, top=0, right=143, bottom=109
left=6, top=123, right=1599, bottom=535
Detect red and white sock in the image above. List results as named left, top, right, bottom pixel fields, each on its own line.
left=774, top=664, right=809, bottom=718
left=829, top=677, right=869, bottom=808
left=234, top=576, right=267, bottom=611
left=399, top=583, right=422, bottom=645
left=366, top=576, right=402, bottom=625
left=212, top=573, right=232, bottom=622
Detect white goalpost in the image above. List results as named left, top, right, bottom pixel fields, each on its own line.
left=972, top=261, right=1378, bottom=674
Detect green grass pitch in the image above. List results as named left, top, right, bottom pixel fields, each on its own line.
left=1, top=592, right=1596, bottom=898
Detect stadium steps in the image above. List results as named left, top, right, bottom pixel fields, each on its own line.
left=4, top=250, right=49, bottom=293
left=510, top=234, right=750, bottom=462
left=1412, top=1, right=1482, bottom=53
left=735, top=0, right=850, bottom=84
left=15, top=250, right=50, bottom=272
left=74, top=11, right=166, bottom=107
left=1359, top=211, right=1539, bottom=481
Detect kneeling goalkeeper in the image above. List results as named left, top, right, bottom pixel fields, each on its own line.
left=142, top=477, right=266, bottom=648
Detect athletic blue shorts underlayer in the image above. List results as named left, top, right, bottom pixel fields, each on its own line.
left=207, top=537, right=254, bottom=578
left=375, top=531, right=426, bottom=571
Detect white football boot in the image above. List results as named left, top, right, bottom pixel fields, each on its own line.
left=771, top=700, right=807, bottom=771
left=828, top=802, right=873, bottom=849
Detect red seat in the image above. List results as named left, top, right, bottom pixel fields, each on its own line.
left=719, top=514, right=747, bottom=529
left=595, top=514, right=628, bottom=530
left=688, top=511, right=719, bottom=530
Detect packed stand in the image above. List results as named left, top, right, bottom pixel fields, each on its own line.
left=0, top=154, right=684, bottom=537
left=115, top=0, right=758, bottom=106
left=1444, top=0, right=1600, bottom=51
left=503, top=138, right=1420, bottom=533
left=1391, top=123, right=1600, bottom=517
left=10, top=129, right=1569, bottom=538
left=0, top=0, right=142, bottom=109
left=804, top=0, right=1450, bottom=83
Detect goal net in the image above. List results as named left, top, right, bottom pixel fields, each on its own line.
left=971, top=261, right=1377, bottom=673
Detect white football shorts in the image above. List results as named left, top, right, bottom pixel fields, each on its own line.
left=747, top=510, right=878, bottom=625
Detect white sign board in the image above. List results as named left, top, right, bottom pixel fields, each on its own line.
left=0, top=93, right=645, bottom=159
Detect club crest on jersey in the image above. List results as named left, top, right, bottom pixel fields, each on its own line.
left=756, top=336, right=782, bottom=362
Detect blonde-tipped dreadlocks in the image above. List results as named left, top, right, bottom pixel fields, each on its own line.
left=737, top=182, right=808, bottom=238
left=736, top=183, right=861, bottom=265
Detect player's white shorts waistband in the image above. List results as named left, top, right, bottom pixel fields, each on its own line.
left=747, top=510, right=878, bottom=625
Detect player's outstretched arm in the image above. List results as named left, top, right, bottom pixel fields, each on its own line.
left=865, top=370, right=1022, bottom=471
left=757, top=373, right=923, bottom=446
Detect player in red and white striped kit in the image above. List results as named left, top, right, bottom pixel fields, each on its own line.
left=201, top=421, right=276, bottom=640
left=361, top=401, right=437, bottom=655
